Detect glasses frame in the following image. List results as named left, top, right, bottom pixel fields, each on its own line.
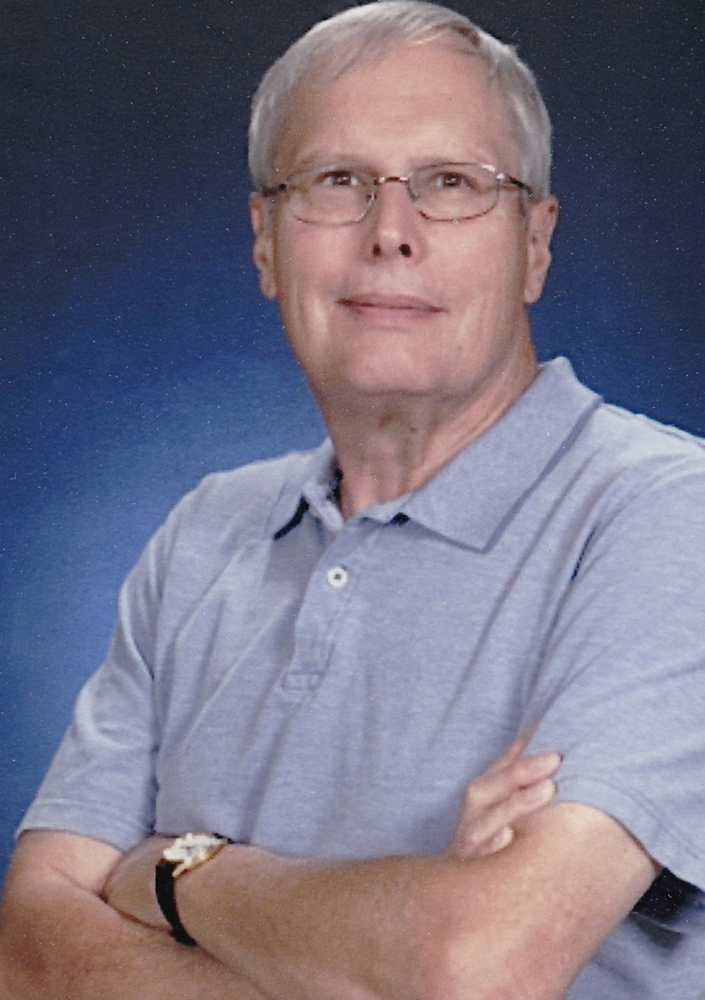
left=260, top=161, right=535, bottom=226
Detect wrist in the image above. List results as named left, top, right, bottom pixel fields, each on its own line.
left=155, top=833, right=234, bottom=946
left=175, top=843, right=290, bottom=958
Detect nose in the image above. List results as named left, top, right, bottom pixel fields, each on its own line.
left=365, top=177, right=424, bottom=261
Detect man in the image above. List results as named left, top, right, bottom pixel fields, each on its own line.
left=1, top=2, right=704, bottom=997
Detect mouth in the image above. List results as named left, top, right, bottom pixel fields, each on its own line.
left=337, top=293, right=444, bottom=319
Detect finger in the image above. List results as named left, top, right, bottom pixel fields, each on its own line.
left=457, top=774, right=557, bottom=848
left=505, top=750, right=561, bottom=788
left=476, top=825, right=515, bottom=857
left=462, top=751, right=560, bottom=814
left=456, top=777, right=556, bottom=855
left=484, top=734, right=532, bottom=775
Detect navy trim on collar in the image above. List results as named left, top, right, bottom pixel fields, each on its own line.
left=273, top=497, right=310, bottom=540
left=267, top=440, right=337, bottom=539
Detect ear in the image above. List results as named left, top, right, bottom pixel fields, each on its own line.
left=524, top=195, right=558, bottom=305
left=249, top=193, right=278, bottom=300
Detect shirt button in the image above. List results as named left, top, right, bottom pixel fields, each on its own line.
left=327, top=566, right=348, bottom=589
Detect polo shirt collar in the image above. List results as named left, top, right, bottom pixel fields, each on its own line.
left=400, top=358, right=601, bottom=550
left=269, top=358, right=600, bottom=549
left=267, top=440, right=340, bottom=537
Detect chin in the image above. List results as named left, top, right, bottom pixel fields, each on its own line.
left=330, top=373, right=446, bottom=404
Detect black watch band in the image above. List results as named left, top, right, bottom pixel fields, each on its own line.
left=155, top=833, right=235, bottom=946
left=155, top=857, right=198, bottom=945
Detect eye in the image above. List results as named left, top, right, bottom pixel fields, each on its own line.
left=312, top=168, right=364, bottom=188
left=425, top=168, right=481, bottom=191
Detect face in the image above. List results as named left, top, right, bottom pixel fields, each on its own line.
left=250, top=40, right=557, bottom=418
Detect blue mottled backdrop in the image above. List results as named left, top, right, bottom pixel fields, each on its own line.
left=1, top=0, right=702, bottom=880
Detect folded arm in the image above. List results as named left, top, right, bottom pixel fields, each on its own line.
left=100, top=742, right=655, bottom=1000
left=0, top=831, right=269, bottom=1000
left=168, top=801, right=656, bottom=1000
left=0, top=739, right=558, bottom=999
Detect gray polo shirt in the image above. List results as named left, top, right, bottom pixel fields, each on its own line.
left=21, top=358, right=705, bottom=998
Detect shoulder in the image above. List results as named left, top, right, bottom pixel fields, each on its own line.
left=180, top=449, right=315, bottom=516
left=589, top=401, right=705, bottom=469
left=535, top=360, right=705, bottom=498
left=566, top=400, right=705, bottom=527
left=121, top=447, right=323, bottom=600
left=554, top=402, right=705, bottom=585
left=162, top=447, right=319, bottom=544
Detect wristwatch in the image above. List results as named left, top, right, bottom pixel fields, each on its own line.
left=155, top=832, right=232, bottom=945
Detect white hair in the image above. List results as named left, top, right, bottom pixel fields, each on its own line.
left=249, top=0, right=552, bottom=198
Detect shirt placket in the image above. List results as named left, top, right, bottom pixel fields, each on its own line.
left=279, top=519, right=373, bottom=697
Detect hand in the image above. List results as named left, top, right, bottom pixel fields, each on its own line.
left=101, top=835, right=173, bottom=931
left=447, top=736, right=560, bottom=858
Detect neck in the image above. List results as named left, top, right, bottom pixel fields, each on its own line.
left=319, top=352, right=539, bottom=520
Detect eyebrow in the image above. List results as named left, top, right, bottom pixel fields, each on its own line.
left=286, top=152, right=498, bottom=174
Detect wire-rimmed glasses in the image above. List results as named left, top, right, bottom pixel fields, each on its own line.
left=260, top=162, right=534, bottom=225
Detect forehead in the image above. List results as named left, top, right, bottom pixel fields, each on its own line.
left=275, top=40, right=516, bottom=175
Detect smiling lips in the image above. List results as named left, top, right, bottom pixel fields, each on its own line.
left=338, top=293, right=444, bottom=320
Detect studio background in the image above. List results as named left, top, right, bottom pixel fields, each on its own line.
left=1, top=0, right=702, bottom=881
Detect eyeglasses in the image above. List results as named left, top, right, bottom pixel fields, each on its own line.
left=260, top=162, right=533, bottom=226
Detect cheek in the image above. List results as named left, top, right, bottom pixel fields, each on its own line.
left=275, top=231, right=336, bottom=301
left=275, top=233, right=352, bottom=334
left=443, top=240, right=529, bottom=349
left=444, top=220, right=524, bottom=283
left=272, top=250, right=336, bottom=367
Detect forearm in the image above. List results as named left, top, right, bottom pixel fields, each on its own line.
left=0, top=867, right=267, bottom=1000
left=98, top=744, right=561, bottom=1000
left=175, top=806, right=656, bottom=1000
left=179, top=846, right=467, bottom=1000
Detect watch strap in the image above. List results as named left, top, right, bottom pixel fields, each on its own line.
left=155, top=857, right=198, bottom=945
left=155, top=834, right=234, bottom=946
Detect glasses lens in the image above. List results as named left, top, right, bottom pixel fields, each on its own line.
left=412, top=163, right=498, bottom=220
left=289, top=168, right=372, bottom=224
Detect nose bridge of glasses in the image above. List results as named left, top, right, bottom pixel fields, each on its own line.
left=375, top=174, right=411, bottom=187
left=370, top=174, right=418, bottom=211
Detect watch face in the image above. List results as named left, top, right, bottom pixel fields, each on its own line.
left=164, top=832, right=223, bottom=863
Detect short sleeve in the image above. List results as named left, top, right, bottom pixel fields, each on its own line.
left=15, top=455, right=308, bottom=850
left=16, top=515, right=168, bottom=850
left=525, top=462, right=705, bottom=893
